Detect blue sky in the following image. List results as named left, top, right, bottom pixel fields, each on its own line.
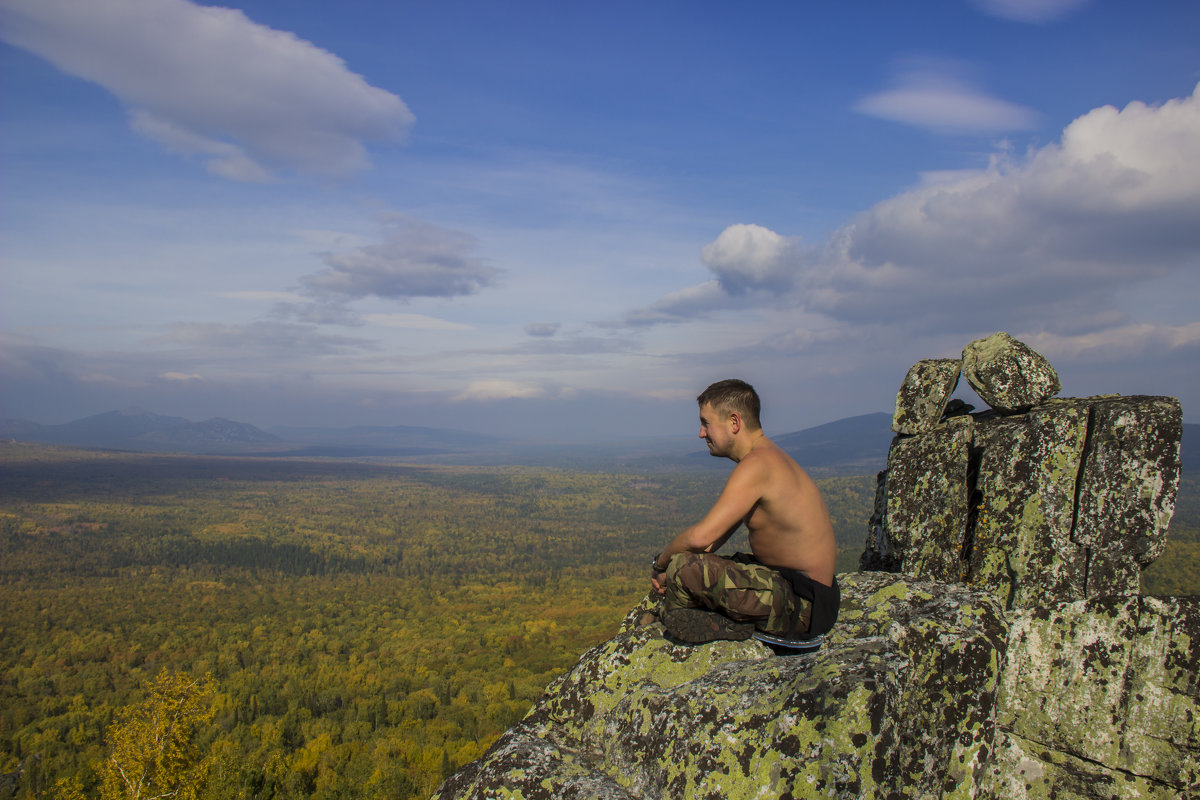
left=2, top=0, right=1198, bottom=441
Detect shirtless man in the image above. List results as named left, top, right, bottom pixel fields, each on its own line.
left=650, top=379, right=840, bottom=644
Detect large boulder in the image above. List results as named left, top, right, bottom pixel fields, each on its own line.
left=985, top=595, right=1200, bottom=797
left=962, top=332, right=1061, bottom=413
left=435, top=579, right=1199, bottom=799
left=434, top=574, right=1008, bottom=800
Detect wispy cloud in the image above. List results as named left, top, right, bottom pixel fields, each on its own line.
left=525, top=322, right=562, bottom=338
left=601, top=281, right=729, bottom=328
left=0, top=0, right=413, bottom=180
left=970, top=0, right=1093, bottom=24
left=364, top=313, right=473, bottom=331
left=453, top=380, right=546, bottom=402
left=301, top=215, right=501, bottom=302
left=855, top=59, right=1039, bottom=134
left=155, top=321, right=376, bottom=360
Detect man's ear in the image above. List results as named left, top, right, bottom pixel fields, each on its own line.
left=729, top=411, right=742, bottom=433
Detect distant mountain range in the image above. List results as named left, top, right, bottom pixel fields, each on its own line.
left=3, top=408, right=1193, bottom=475
left=0, top=408, right=279, bottom=452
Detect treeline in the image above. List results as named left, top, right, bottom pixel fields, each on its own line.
left=0, top=444, right=1193, bottom=799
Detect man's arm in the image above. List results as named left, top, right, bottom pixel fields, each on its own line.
left=652, top=456, right=766, bottom=573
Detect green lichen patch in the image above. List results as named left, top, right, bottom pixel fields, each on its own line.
left=440, top=575, right=1009, bottom=800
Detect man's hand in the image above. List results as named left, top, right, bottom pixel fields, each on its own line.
left=650, top=557, right=666, bottom=595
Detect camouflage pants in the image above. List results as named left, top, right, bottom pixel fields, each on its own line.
left=660, top=552, right=812, bottom=637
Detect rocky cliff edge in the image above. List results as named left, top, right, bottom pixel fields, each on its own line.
left=434, top=333, right=1195, bottom=799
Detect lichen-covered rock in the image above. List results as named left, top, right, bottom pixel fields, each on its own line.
left=864, top=395, right=1181, bottom=606
left=859, top=470, right=899, bottom=572
left=1073, top=396, right=1183, bottom=595
left=968, top=403, right=1088, bottom=608
left=435, top=379, right=1191, bottom=800
left=962, top=332, right=1060, bottom=413
left=982, top=732, right=1172, bottom=800
left=892, top=358, right=962, bottom=435
left=884, top=418, right=972, bottom=583
left=434, top=574, right=1008, bottom=800
left=990, top=595, right=1200, bottom=797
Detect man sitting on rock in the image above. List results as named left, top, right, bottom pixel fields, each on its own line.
left=650, top=379, right=840, bottom=646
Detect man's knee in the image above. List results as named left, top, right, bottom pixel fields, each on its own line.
left=664, top=551, right=719, bottom=591
left=662, top=552, right=722, bottom=610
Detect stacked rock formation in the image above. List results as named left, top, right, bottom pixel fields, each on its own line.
left=863, top=330, right=1181, bottom=606
left=434, top=332, right=1194, bottom=800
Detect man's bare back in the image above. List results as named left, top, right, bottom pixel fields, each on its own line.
left=651, top=398, right=836, bottom=588
left=734, top=439, right=836, bottom=586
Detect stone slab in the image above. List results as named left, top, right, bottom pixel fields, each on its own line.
left=885, top=420, right=972, bottom=583
left=892, top=358, right=962, bottom=435
left=969, top=404, right=1088, bottom=608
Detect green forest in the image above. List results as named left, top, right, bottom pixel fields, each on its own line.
left=0, top=443, right=1195, bottom=799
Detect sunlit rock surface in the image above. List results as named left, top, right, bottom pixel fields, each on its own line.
left=863, top=394, right=1183, bottom=608
left=434, top=575, right=1007, bottom=800
left=962, top=331, right=1061, bottom=413
left=434, top=336, right=1192, bottom=799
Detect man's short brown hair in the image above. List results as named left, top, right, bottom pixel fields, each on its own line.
left=697, top=379, right=761, bottom=429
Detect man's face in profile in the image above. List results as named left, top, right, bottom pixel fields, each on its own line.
left=698, top=403, right=735, bottom=458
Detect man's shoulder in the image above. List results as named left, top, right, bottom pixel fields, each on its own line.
left=744, top=438, right=801, bottom=469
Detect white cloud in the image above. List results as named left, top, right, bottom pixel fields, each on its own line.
left=855, top=61, right=1039, bottom=133
left=1024, top=322, right=1200, bottom=363
left=833, top=82, right=1200, bottom=317
left=700, top=224, right=800, bottom=294
left=453, top=380, right=546, bottom=402
left=605, top=227, right=803, bottom=327
left=0, top=0, right=413, bottom=180
left=970, top=0, right=1092, bottom=24
left=161, top=371, right=204, bottom=381
left=129, top=110, right=274, bottom=182
left=617, top=82, right=1200, bottom=345
left=302, top=216, right=501, bottom=301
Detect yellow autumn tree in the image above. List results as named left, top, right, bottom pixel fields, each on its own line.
left=100, top=669, right=216, bottom=800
